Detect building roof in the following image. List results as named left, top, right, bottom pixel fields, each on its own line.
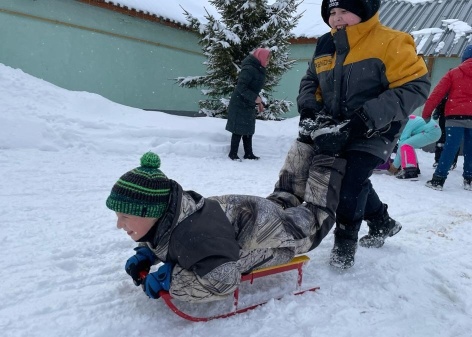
left=380, top=0, right=472, bottom=57
left=84, top=0, right=472, bottom=57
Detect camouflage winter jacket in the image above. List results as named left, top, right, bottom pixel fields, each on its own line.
left=139, top=143, right=346, bottom=302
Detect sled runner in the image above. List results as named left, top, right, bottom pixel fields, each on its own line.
left=158, top=255, right=319, bottom=322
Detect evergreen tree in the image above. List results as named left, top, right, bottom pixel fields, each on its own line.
left=176, top=0, right=301, bottom=119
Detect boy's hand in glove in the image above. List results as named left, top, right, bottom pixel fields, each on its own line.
left=298, top=112, right=338, bottom=144
left=311, top=120, right=351, bottom=157
left=142, top=263, right=173, bottom=299
left=125, top=246, right=156, bottom=286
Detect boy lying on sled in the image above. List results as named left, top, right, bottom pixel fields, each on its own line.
left=106, top=123, right=348, bottom=303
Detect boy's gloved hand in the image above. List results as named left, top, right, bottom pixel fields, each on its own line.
left=142, top=263, right=173, bottom=299
left=125, top=246, right=156, bottom=286
left=298, top=112, right=337, bottom=144
left=298, top=118, right=316, bottom=144
left=311, top=120, right=350, bottom=157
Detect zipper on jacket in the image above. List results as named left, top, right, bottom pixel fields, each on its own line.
left=345, top=64, right=353, bottom=98
left=343, top=64, right=354, bottom=117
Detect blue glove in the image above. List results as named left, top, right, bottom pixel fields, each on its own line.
left=125, top=246, right=156, bottom=286
left=142, top=262, right=173, bottom=299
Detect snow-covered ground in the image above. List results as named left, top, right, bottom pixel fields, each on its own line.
left=1, top=63, right=471, bottom=337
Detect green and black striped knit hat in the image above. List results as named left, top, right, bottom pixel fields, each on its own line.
left=106, top=152, right=171, bottom=218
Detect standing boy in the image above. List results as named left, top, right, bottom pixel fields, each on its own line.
left=289, top=0, right=430, bottom=268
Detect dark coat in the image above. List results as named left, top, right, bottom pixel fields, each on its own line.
left=225, top=54, right=266, bottom=135
left=297, top=12, right=430, bottom=161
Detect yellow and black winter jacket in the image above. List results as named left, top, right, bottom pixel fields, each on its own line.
left=297, top=12, right=430, bottom=160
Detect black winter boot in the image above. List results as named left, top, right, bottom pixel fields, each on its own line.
left=228, top=134, right=242, bottom=161
left=329, top=225, right=358, bottom=269
left=242, top=135, right=259, bottom=160
left=395, top=167, right=418, bottom=180
left=359, top=204, right=402, bottom=248
left=425, top=174, right=446, bottom=191
left=229, top=153, right=241, bottom=161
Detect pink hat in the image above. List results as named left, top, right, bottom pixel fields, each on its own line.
left=252, top=48, right=271, bottom=67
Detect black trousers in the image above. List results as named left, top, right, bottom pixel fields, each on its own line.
left=336, top=151, right=385, bottom=235
left=229, top=134, right=254, bottom=156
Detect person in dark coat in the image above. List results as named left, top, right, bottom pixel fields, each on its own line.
left=106, top=142, right=347, bottom=303
left=225, top=48, right=271, bottom=161
left=275, top=0, right=430, bottom=269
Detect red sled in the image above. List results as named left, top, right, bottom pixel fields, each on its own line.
left=158, top=255, right=319, bottom=322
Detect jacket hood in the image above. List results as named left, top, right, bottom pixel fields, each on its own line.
left=321, top=0, right=380, bottom=26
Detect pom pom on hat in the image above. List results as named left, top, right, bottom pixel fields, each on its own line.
left=106, top=152, right=171, bottom=218
left=140, top=151, right=161, bottom=168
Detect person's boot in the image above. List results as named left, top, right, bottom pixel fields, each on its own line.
left=242, top=135, right=259, bottom=160
left=228, top=134, right=242, bottom=161
left=359, top=204, right=402, bottom=248
left=425, top=174, right=446, bottom=191
left=244, top=154, right=260, bottom=160
left=329, top=225, right=358, bottom=269
left=395, top=166, right=419, bottom=180
left=229, top=153, right=241, bottom=160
